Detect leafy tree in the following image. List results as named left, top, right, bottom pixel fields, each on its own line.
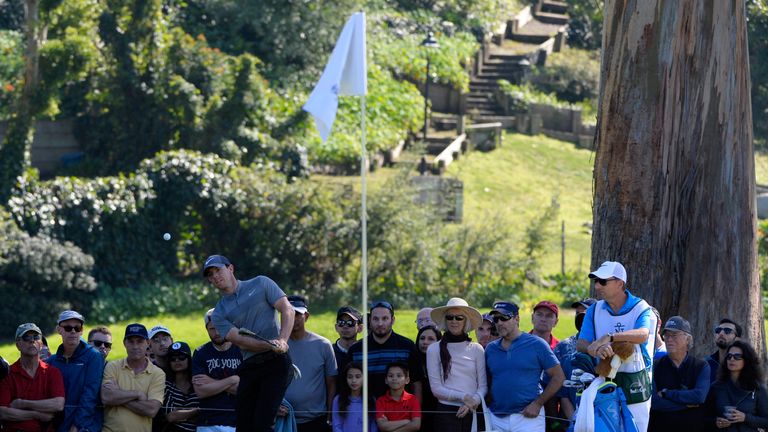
left=566, top=0, right=603, bottom=50
left=175, top=0, right=362, bottom=86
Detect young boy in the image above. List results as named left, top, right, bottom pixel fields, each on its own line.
left=375, top=362, right=421, bottom=432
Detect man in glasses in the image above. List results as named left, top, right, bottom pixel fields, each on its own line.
left=204, top=254, right=294, bottom=432
left=706, top=318, right=742, bottom=383
left=332, top=306, right=363, bottom=369
left=192, top=308, right=242, bottom=432
left=0, top=323, right=65, bottom=431
left=415, top=307, right=436, bottom=330
left=347, top=300, right=423, bottom=401
left=485, top=301, right=564, bottom=431
left=281, top=295, right=337, bottom=431
left=88, top=326, right=113, bottom=360
left=47, top=310, right=105, bottom=432
left=577, top=261, right=654, bottom=432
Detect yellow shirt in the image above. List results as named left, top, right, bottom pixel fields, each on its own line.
left=102, top=357, right=165, bottom=432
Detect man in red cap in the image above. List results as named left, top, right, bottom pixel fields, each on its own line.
left=531, top=301, right=560, bottom=350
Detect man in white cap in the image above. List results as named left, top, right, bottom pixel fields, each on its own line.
left=47, top=310, right=105, bottom=432
left=280, top=295, right=337, bottom=431
left=577, top=261, right=654, bottom=432
left=0, top=323, right=65, bottom=431
left=148, top=324, right=174, bottom=371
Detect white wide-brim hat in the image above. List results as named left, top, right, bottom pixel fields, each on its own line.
left=430, top=297, right=483, bottom=332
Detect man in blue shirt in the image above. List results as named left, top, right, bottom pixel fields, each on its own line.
left=486, top=301, right=564, bottom=432
left=577, top=261, right=654, bottom=432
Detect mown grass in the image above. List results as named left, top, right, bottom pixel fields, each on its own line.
left=0, top=309, right=580, bottom=363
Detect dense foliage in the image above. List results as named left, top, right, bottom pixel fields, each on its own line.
left=748, top=0, right=768, bottom=148
left=0, top=208, right=97, bottom=336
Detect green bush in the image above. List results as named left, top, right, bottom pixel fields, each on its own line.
left=372, top=19, right=478, bottom=92
left=528, top=48, right=601, bottom=104
left=88, top=278, right=219, bottom=324
left=0, top=209, right=97, bottom=339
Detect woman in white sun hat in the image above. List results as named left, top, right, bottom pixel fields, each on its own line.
left=427, top=297, right=487, bottom=432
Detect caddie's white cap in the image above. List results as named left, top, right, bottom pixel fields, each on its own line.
left=588, top=261, right=627, bottom=283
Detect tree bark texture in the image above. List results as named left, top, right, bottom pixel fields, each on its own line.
left=592, top=0, right=763, bottom=358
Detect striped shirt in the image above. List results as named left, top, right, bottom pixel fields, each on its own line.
left=163, top=380, right=200, bottom=432
left=347, top=333, right=423, bottom=398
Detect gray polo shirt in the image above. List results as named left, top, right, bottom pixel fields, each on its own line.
left=284, top=332, right=337, bottom=423
left=211, top=276, right=285, bottom=360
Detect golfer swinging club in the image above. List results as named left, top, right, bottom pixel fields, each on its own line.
left=204, top=254, right=295, bottom=431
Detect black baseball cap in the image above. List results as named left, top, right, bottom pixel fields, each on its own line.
left=287, top=295, right=308, bottom=314
left=202, top=255, right=231, bottom=277
left=337, top=306, right=362, bottom=322
left=370, top=300, right=394, bottom=313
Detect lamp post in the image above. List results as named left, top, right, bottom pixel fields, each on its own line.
left=421, top=31, right=439, bottom=142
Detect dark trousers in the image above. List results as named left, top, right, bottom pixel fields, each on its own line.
left=296, top=416, right=331, bottom=432
left=236, top=351, right=292, bottom=432
left=432, top=402, right=473, bottom=432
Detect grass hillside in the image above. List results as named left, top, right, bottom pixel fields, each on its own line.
left=448, top=133, right=594, bottom=274
left=0, top=309, right=579, bottom=362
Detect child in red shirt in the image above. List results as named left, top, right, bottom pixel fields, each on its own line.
left=375, top=362, right=421, bottom=431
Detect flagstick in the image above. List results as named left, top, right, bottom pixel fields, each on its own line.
left=360, top=94, right=369, bottom=432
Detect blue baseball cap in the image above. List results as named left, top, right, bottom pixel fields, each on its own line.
left=202, top=255, right=231, bottom=277
left=491, top=301, right=519, bottom=317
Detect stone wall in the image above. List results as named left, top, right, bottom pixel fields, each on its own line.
left=0, top=119, right=80, bottom=177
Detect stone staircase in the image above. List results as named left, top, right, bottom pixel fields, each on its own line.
left=465, top=0, right=569, bottom=120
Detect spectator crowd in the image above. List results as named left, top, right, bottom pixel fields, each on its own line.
left=1, top=256, right=766, bottom=432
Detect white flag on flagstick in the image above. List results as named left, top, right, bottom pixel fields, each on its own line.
left=303, top=12, right=367, bottom=141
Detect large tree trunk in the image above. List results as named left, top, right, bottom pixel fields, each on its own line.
left=592, top=0, right=764, bottom=358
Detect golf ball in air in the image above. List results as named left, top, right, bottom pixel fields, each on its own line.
left=163, top=233, right=171, bottom=241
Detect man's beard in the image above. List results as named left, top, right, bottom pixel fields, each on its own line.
left=716, top=339, right=728, bottom=349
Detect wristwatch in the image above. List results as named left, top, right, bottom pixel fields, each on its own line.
left=609, top=332, right=615, bottom=343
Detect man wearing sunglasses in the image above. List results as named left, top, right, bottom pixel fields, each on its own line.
left=485, top=301, right=564, bottom=431
left=47, top=310, right=105, bottom=432
left=577, top=261, right=654, bottom=432
left=0, top=323, right=65, bottom=432
left=87, top=326, right=113, bottom=361
left=332, top=306, right=363, bottom=369
left=705, top=318, right=742, bottom=383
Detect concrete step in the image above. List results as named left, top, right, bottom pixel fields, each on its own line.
left=535, top=11, right=568, bottom=25
left=541, top=0, right=568, bottom=15
left=509, top=33, right=551, bottom=44
left=488, top=53, right=531, bottom=62
left=466, top=91, right=493, bottom=99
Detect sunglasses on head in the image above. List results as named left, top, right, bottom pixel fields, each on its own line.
left=726, top=353, right=744, bottom=361
left=714, top=327, right=735, bottom=335
left=594, top=278, right=616, bottom=286
left=492, top=314, right=514, bottom=323
left=445, top=314, right=465, bottom=321
left=20, top=334, right=41, bottom=342
left=61, top=325, right=82, bottom=333
left=336, top=319, right=357, bottom=328
left=91, top=340, right=113, bottom=348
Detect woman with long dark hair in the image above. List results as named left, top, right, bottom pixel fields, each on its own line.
left=427, top=298, right=487, bottom=432
left=711, top=340, right=768, bottom=431
left=417, top=325, right=442, bottom=431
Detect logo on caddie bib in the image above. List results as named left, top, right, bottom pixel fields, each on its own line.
left=614, top=322, right=626, bottom=333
